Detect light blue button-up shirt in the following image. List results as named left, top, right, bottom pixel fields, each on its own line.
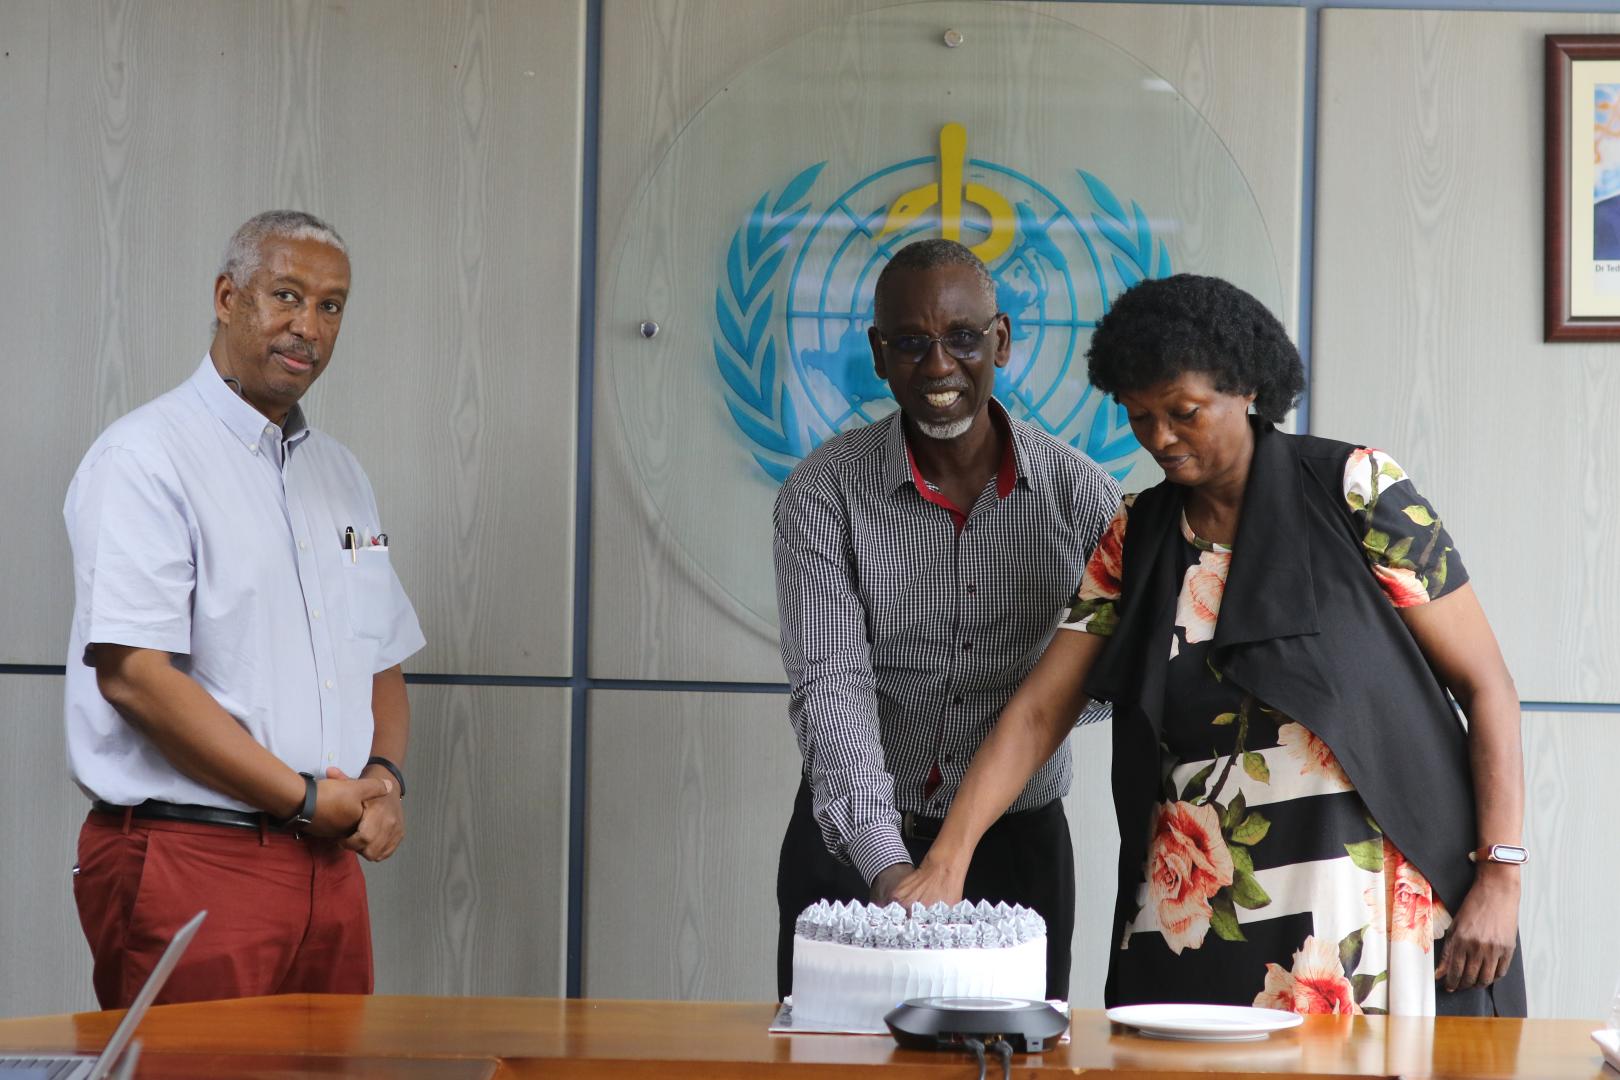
left=63, top=356, right=426, bottom=809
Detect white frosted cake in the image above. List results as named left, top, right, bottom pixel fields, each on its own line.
left=790, top=900, right=1047, bottom=1032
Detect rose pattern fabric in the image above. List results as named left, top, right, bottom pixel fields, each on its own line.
left=1061, top=447, right=1464, bottom=643
left=1070, top=448, right=1466, bottom=1015
left=1146, top=801, right=1235, bottom=954
left=1276, top=722, right=1352, bottom=790
left=1174, top=549, right=1229, bottom=647
left=1370, top=562, right=1431, bottom=608
left=1078, top=503, right=1127, bottom=602
left=1253, top=935, right=1362, bottom=1015
left=1065, top=499, right=1130, bottom=633
left=1368, top=842, right=1453, bottom=951
left=1342, top=449, right=1464, bottom=608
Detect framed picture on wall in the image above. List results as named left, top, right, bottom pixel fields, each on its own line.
left=1546, top=34, right=1620, bottom=342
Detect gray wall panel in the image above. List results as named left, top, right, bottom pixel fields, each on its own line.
left=0, top=680, right=568, bottom=1015
left=583, top=689, right=800, bottom=1000
left=1063, top=722, right=1118, bottom=1010
left=0, top=0, right=584, bottom=677
left=1027, top=2, right=1304, bottom=334
left=590, top=0, right=1306, bottom=681
left=0, top=676, right=95, bottom=1020
left=588, top=0, right=867, bottom=683
left=1520, top=712, right=1616, bottom=1020
left=1315, top=9, right=1620, bottom=703
left=368, top=684, right=571, bottom=997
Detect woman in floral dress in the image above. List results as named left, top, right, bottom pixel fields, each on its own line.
left=891, top=274, right=1525, bottom=1016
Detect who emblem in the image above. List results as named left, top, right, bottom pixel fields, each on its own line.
left=713, top=123, right=1169, bottom=485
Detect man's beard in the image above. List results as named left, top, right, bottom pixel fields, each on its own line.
left=914, top=415, right=974, bottom=440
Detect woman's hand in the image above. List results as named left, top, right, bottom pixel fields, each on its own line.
left=1435, top=865, right=1520, bottom=992
left=907, top=631, right=1108, bottom=894
left=1400, top=585, right=1523, bottom=995
left=886, top=858, right=969, bottom=908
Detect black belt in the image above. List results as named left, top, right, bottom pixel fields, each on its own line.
left=901, top=811, right=945, bottom=841
left=902, top=798, right=1059, bottom=842
left=92, top=799, right=268, bottom=831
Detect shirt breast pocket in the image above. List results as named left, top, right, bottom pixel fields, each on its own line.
left=345, top=547, right=396, bottom=641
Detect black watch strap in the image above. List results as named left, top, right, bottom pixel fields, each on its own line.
left=278, top=771, right=318, bottom=829
left=366, top=755, right=406, bottom=799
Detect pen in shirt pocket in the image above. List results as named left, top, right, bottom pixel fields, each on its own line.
left=343, top=525, right=358, bottom=563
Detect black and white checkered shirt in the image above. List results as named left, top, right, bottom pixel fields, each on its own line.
left=774, top=402, right=1119, bottom=884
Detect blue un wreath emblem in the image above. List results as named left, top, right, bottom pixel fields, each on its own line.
left=713, top=123, right=1170, bottom=487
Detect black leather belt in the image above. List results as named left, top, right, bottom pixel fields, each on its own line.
left=92, top=799, right=267, bottom=831
left=902, top=798, right=1059, bottom=842
left=901, top=811, right=944, bottom=841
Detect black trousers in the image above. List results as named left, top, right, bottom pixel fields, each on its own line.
left=776, top=778, right=1074, bottom=1001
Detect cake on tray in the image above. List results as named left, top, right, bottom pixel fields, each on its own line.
left=789, top=899, right=1047, bottom=1033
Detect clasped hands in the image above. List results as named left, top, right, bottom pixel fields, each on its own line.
left=301, top=767, right=405, bottom=862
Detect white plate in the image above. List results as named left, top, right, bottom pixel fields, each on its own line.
left=1106, top=1003, right=1303, bottom=1042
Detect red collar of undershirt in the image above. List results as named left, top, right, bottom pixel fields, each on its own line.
left=903, top=422, right=1018, bottom=533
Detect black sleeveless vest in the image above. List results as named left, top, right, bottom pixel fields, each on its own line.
left=1084, top=420, right=1525, bottom=1013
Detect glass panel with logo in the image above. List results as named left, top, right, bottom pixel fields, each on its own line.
left=604, top=0, right=1285, bottom=626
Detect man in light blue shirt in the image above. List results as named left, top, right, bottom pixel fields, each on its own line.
left=63, top=210, right=425, bottom=1008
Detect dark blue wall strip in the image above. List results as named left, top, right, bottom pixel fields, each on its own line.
left=565, top=0, right=605, bottom=1000
left=1296, top=7, right=1319, bottom=433
left=588, top=678, right=789, bottom=694
left=405, top=673, right=573, bottom=687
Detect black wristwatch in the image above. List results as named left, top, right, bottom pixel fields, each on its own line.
left=366, top=755, right=406, bottom=799
left=279, top=771, right=318, bottom=829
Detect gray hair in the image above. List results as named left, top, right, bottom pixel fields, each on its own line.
left=872, top=238, right=995, bottom=324
left=217, top=209, right=348, bottom=286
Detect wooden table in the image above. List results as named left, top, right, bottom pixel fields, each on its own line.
left=0, top=996, right=1608, bottom=1078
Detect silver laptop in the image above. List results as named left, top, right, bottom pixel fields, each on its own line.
left=0, top=910, right=205, bottom=1080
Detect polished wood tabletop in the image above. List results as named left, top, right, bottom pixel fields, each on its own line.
left=0, top=996, right=1608, bottom=1079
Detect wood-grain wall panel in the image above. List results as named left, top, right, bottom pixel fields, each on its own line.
left=1027, top=2, right=1304, bottom=333
left=0, top=0, right=585, bottom=677
left=1062, top=721, right=1119, bottom=1010
left=1519, top=711, right=1617, bottom=1019
left=588, top=0, right=868, bottom=684
left=590, top=0, right=1305, bottom=681
left=367, top=684, right=571, bottom=997
left=582, top=689, right=800, bottom=1000
left=0, top=679, right=568, bottom=1014
left=0, top=676, right=96, bottom=1020
left=1315, top=9, right=1620, bottom=703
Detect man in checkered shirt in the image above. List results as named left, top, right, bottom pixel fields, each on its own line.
left=773, top=239, right=1119, bottom=1001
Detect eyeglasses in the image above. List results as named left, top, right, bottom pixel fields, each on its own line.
left=875, top=316, right=999, bottom=363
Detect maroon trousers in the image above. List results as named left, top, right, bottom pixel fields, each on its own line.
left=73, top=809, right=373, bottom=1009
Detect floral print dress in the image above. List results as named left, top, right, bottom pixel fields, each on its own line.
left=1066, top=449, right=1461, bottom=1016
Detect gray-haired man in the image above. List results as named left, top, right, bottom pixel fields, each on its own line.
left=65, top=211, right=424, bottom=1006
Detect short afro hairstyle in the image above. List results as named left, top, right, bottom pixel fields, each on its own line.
left=1086, top=274, right=1304, bottom=423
